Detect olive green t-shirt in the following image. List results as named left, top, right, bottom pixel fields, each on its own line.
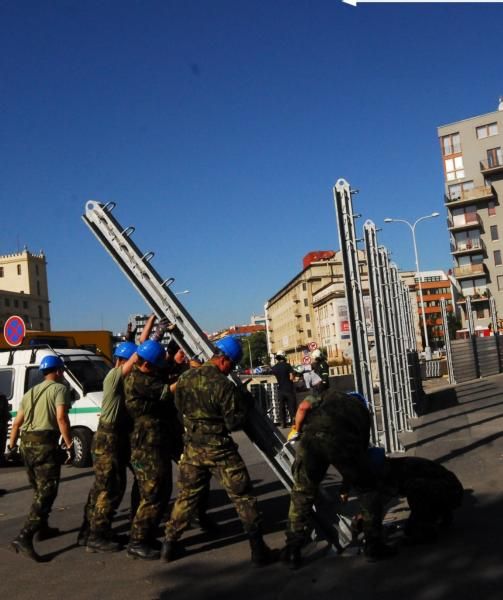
left=100, top=367, right=124, bottom=425
left=20, top=380, right=71, bottom=433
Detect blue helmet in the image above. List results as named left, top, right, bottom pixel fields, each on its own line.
left=113, top=342, right=137, bottom=360
left=136, top=340, right=165, bottom=367
left=39, top=355, right=65, bottom=372
left=347, top=391, right=368, bottom=407
left=214, top=336, right=243, bottom=363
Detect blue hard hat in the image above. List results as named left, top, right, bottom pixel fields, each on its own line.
left=214, top=336, right=243, bottom=363
left=113, top=342, right=137, bottom=360
left=39, top=355, right=65, bottom=371
left=136, top=340, right=165, bottom=367
left=347, top=391, right=368, bottom=406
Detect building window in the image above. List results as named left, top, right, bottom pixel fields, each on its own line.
left=37, top=280, right=41, bottom=296
left=305, top=314, right=310, bottom=322
left=445, top=156, right=464, bottom=181
left=35, top=264, right=39, bottom=276
left=495, top=251, right=502, bottom=266
left=441, top=132, right=461, bottom=155
left=498, top=275, right=503, bottom=291
left=23, top=300, right=28, bottom=309
left=38, top=305, right=43, bottom=318
left=303, top=298, right=308, bottom=306
left=5, top=298, right=10, bottom=307
left=476, top=308, right=485, bottom=319
left=302, top=282, right=307, bottom=291
left=476, top=123, right=498, bottom=139
left=489, top=201, right=496, bottom=216
left=487, top=147, right=503, bottom=168
left=14, top=299, right=19, bottom=308
left=448, top=180, right=474, bottom=200
left=307, top=329, right=312, bottom=338
left=491, top=225, right=499, bottom=241
left=17, top=264, right=21, bottom=275
left=0, top=267, right=3, bottom=277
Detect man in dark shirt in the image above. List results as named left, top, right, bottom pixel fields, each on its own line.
left=271, top=353, right=297, bottom=427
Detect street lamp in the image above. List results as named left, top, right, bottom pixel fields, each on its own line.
left=243, top=337, right=253, bottom=373
left=384, top=212, right=440, bottom=361
left=174, top=289, right=190, bottom=296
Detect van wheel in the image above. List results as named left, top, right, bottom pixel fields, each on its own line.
left=71, top=428, right=93, bottom=468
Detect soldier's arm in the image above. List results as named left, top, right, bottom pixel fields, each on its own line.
left=120, top=352, right=138, bottom=377
left=56, top=389, right=73, bottom=448
left=294, top=399, right=314, bottom=433
left=9, top=409, right=24, bottom=448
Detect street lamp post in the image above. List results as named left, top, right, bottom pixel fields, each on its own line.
left=243, top=337, right=253, bottom=373
left=384, top=212, right=440, bottom=361
left=174, top=289, right=190, bottom=296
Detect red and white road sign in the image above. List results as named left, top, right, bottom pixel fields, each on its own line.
left=302, top=355, right=312, bottom=365
left=3, top=315, right=26, bottom=347
left=307, top=341, right=318, bottom=352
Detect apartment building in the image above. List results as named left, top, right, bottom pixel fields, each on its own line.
left=438, top=99, right=503, bottom=329
left=264, top=250, right=368, bottom=365
left=0, top=248, right=51, bottom=331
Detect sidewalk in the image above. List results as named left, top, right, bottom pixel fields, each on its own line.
left=1, top=375, right=502, bottom=599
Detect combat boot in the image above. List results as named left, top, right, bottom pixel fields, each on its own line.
left=127, top=541, right=160, bottom=560
left=86, top=534, right=121, bottom=553
left=160, top=539, right=184, bottom=562
left=248, top=530, right=277, bottom=567
left=364, top=539, right=397, bottom=562
left=280, top=543, right=302, bottom=570
left=10, top=530, right=41, bottom=562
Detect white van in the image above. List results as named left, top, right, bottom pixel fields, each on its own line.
left=0, top=346, right=111, bottom=467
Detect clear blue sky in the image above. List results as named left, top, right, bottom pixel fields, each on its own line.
left=1, top=1, right=501, bottom=334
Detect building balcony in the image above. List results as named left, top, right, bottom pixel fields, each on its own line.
left=453, top=263, right=486, bottom=279
left=444, top=185, right=495, bottom=207
left=456, top=294, right=490, bottom=305
left=480, top=158, right=503, bottom=176
left=451, top=238, right=486, bottom=256
left=447, top=213, right=482, bottom=231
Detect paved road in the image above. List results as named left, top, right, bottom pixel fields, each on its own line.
left=1, top=375, right=502, bottom=599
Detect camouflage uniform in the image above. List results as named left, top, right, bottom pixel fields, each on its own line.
left=286, top=389, right=382, bottom=546
left=0, top=393, right=10, bottom=462
left=164, top=362, right=261, bottom=542
left=19, top=381, right=71, bottom=534
left=384, top=456, right=463, bottom=537
left=125, top=366, right=174, bottom=544
left=82, top=368, right=131, bottom=538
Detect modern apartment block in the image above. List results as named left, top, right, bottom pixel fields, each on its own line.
left=0, top=248, right=51, bottom=331
left=438, top=99, right=503, bottom=330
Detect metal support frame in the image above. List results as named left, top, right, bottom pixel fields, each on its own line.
left=440, top=298, right=455, bottom=384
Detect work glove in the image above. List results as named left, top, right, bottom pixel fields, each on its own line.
left=5, top=445, right=19, bottom=462
left=126, top=322, right=137, bottom=342
left=152, top=318, right=174, bottom=341
left=287, top=426, right=300, bottom=442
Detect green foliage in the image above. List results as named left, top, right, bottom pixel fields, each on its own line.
left=239, top=331, right=269, bottom=369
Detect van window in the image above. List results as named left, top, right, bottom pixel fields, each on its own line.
left=0, top=369, right=14, bottom=400
left=24, top=367, right=45, bottom=393
left=64, top=356, right=111, bottom=393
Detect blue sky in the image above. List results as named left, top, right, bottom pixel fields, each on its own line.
left=1, top=1, right=502, bottom=334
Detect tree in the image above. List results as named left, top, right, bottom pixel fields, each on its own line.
left=239, top=331, right=269, bottom=369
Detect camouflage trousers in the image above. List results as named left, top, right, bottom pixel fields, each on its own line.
left=83, top=428, right=128, bottom=535
left=164, top=441, right=261, bottom=541
left=286, top=432, right=382, bottom=545
left=20, top=432, right=61, bottom=534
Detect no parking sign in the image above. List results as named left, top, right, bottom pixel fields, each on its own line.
left=3, top=315, right=26, bottom=347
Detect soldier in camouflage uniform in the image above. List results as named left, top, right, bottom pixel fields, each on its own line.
left=125, top=339, right=174, bottom=560
left=282, top=389, right=395, bottom=569
left=78, top=341, right=138, bottom=552
left=381, top=456, right=463, bottom=543
left=7, top=355, right=74, bottom=561
left=161, top=335, right=276, bottom=566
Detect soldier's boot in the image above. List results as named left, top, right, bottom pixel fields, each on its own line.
left=37, top=522, right=61, bottom=541
left=160, top=539, right=184, bottom=563
left=126, top=541, right=160, bottom=561
left=248, top=530, right=277, bottom=567
left=10, top=530, right=41, bottom=562
left=77, top=521, right=90, bottom=547
left=86, top=533, right=121, bottom=553
left=363, top=538, right=398, bottom=562
left=190, top=512, right=220, bottom=534
left=280, top=543, right=302, bottom=570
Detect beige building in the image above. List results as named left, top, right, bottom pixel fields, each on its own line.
left=0, top=248, right=51, bottom=331
left=438, top=99, right=503, bottom=329
left=265, top=251, right=368, bottom=365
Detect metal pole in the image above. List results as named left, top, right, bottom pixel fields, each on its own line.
left=440, top=298, right=455, bottom=384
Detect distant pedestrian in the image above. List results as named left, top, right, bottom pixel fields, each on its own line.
left=311, top=349, right=330, bottom=390
left=271, top=352, right=297, bottom=427
left=8, top=355, right=74, bottom=562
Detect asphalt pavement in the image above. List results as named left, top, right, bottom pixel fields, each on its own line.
left=1, top=374, right=503, bottom=600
